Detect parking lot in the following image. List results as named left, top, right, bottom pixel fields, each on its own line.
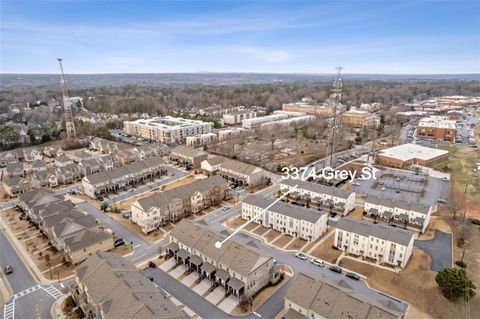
left=352, top=167, right=450, bottom=205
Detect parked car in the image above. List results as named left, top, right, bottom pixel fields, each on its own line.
left=97, top=196, right=104, bottom=201
left=122, top=212, right=132, bottom=219
left=346, top=272, right=360, bottom=280
left=148, top=261, right=157, bottom=268
left=114, top=238, right=125, bottom=247
left=351, top=182, right=360, bottom=186
left=329, top=265, right=342, bottom=274
left=3, top=265, right=13, bottom=275
left=295, top=252, right=307, bottom=260
left=310, top=258, right=325, bottom=267
left=222, top=206, right=230, bottom=211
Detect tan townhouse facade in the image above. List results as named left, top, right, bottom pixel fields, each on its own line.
left=131, top=175, right=229, bottom=233
left=218, top=159, right=269, bottom=188
left=284, top=273, right=403, bottom=319
left=170, top=146, right=208, bottom=169
left=167, top=220, right=275, bottom=299
left=223, top=110, right=257, bottom=125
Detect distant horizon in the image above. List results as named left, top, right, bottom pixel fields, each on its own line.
left=2, top=72, right=479, bottom=76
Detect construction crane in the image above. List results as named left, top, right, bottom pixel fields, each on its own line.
left=329, top=66, right=343, bottom=168
left=57, top=58, right=77, bottom=140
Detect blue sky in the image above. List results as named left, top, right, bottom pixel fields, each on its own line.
left=1, top=0, right=479, bottom=74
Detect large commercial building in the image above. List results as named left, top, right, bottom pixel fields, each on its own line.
left=131, top=175, right=229, bottom=233
left=376, top=143, right=449, bottom=168
left=167, top=220, right=275, bottom=299
left=334, top=217, right=416, bottom=268
left=123, top=116, right=213, bottom=144
left=364, top=195, right=434, bottom=233
left=416, top=115, right=456, bottom=142
left=282, top=98, right=334, bottom=117
left=242, top=195, right=328, bottom=241
left=73, top=252, right=186, bottom=319
left=340, top=108, right=380, bottom=128
left=280, top=179, right=356, bottom=216
left=283, top=273, right=404, bottom=319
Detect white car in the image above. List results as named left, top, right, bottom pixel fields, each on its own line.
left=310, top=258, right=325, bottom=267
left=295, top=253, right=307, bottom=260
left=222, top=206, right=230, bottom=211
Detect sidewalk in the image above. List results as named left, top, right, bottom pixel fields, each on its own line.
left=50, top=294, right=68, bottom=319
left=0, top=216, right=53, bottom=284
left=0, top=271, right=13, bottom=305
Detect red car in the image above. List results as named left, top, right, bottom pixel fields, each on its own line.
left=4, top=265, right=13, bottom=275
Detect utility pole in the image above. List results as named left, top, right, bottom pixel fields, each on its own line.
left=461, top=176, right=471, bottom=262
left=57, top=58, right=77, bottom=140
left=329, top=66, right=343, bottom=168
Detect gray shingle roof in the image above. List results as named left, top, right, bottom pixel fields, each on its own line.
left=243, top=195, right=327, bottom=223
left=335, top=217, right=415, bottom=246
left=281, top=179, right=353, bottom=200
left=365, top=195, right=431, bottom=215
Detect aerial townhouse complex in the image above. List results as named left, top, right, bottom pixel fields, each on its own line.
left=218, top=127, right=248, bottom=141
left=218, top=158, right=269, bottom=187
left=334, top=217, right=416, bottom=268
left=73, top=252, right=187, bottom=319
left=166, top=220, right=275, bottom=299
left=280, top=179, right=356, bottom=216
left=283, top=273, right=403, bottom=319
left=340, top=108, right=381, bottom=128
left=364, top=195, right=434, bottom=233
left=169, top=145, right=208, bottom=168
left=376, top=143, right=449, bottom=168
left=416, top=115, right=457, bottom=142
left=282, top=97, right=335, bottom=117
left=242, top=112, right=291, bottom=128
left=17, top=189, right=114, bottom=264
left=242, top=195, right=328, bottom=241
left=81, top=156, right=166, bottom=198
left=185, top=132, right=218, bottom=148
left=131, top=175, right=229, bottom=233
left=123, top=116, right=213, bottom=144
left=223, top=109, right=257, bottom=125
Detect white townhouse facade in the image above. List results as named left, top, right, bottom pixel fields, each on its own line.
left=364, top=195, right=434, bottom=233
left=280, top=179, right=355, bottom=215
left=185, top=132, right=218, bottom=148
left=123, top=116, right=213, bottom=144
left=334, top=217, right=416, bottom=268
left=242, top=195, right=328, bottom=241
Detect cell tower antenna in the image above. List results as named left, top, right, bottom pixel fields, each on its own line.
left=329, top=66, right=343, bottom=168
left=57, top=58, right=77, bottom=139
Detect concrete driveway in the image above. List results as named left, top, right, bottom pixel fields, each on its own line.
left=218, top=295, right=239, bottom=313
left=414, top=230, right=452, bottom=271
left=205, top=286, right=225, bottom=304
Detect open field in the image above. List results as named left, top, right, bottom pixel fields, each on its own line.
left=340, top=248, right=474, bottom=319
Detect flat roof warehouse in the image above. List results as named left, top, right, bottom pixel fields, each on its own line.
left=378, top=143, right=448, bottom=162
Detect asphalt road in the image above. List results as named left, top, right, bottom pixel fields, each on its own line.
left=414, top=230, right=453, bottom=271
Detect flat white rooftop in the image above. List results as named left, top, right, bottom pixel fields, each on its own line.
left=418, top=115, right=456, bottom=129
left=378, top=143, right=449, bottom=162
left=126, top=116, right=211, bottom=129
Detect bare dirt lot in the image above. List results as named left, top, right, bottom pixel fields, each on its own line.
left=309, top=232, right=342, bottom=263
left=340, top=248, right=472, bottom=319
left=210, top=135, right=328, bottom=171
left=226, top=215, right=247, bottom=230
left=285, top=238, right=307, bottom=251
left=272, top=234, right=292, bottom=249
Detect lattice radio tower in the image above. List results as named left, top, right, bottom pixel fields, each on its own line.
left=57, top=58, right=77, bottom=140
left=329, top=66, right=343, bottom=167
